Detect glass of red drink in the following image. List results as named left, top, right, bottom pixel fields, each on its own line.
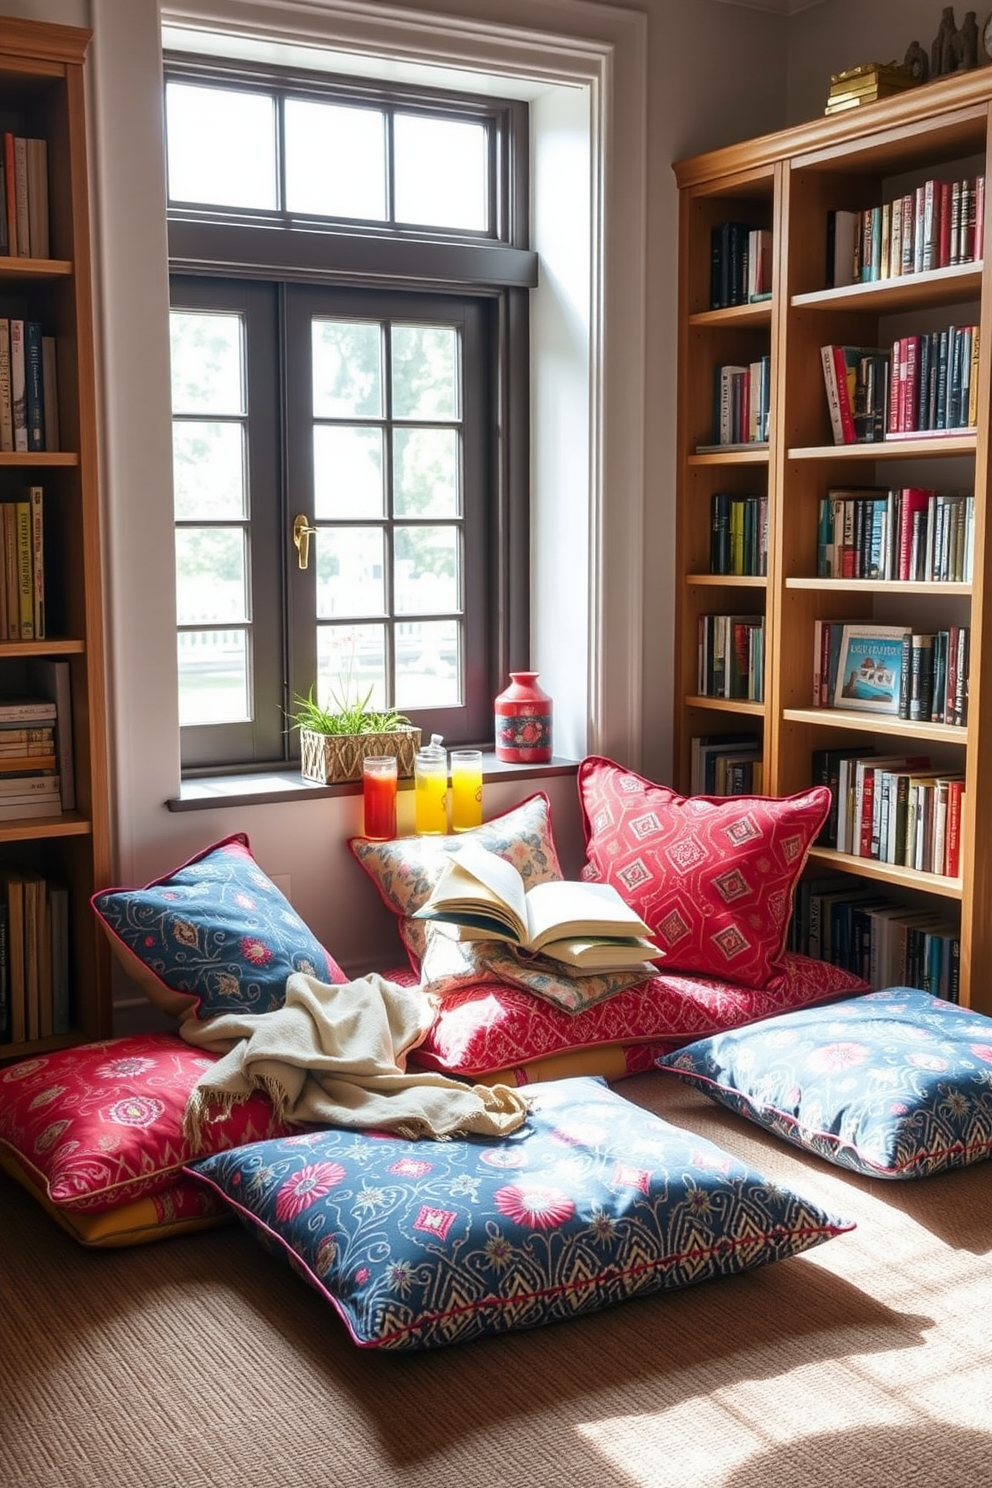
left=362, top=755, right=398, bottom=839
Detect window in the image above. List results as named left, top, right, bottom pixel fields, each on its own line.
left=165, top=57, right=537, bottom=772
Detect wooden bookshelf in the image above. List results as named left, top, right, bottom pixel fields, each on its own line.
left=0, top=19, right=111, bottom=1056
left=673, top=68, right=992, bottom=1009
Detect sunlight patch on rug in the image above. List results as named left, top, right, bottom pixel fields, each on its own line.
left=575, top=1363, right=919, bottom=1488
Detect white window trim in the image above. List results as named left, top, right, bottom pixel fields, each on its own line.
left=159, top=0, right=649, bottom=769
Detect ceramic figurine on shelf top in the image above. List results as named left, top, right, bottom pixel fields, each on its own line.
left=494, top=672, right=553, bottom=764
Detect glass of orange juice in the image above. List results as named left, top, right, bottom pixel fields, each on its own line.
left=450, top=749, right=483, bottom=831
left=415, top=737, right=449, bottom=834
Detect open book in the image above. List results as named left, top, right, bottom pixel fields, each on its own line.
left=413, top=839, right=664, bottom=973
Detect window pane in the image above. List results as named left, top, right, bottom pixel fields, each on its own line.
left=393, top=114, right=488, bottom=231
left=167, top=82, right=276, bottom=211
left=285, top=99, right=386, bottom=220
left=313, top=426, right=384, bottom=519
left=178, top=630, right=250, bottom=725
left=394, top=524, right=458, bottom=614
left=170, top=311, right=245, bottom=416
left=312, top=319, right=383, bottom=418
left=316, top=528, right=385, bottom=619
left=172, top=421, right=246, bottom=520
left=317, top=624, right=386, bottom=710
left=391, top=324, right=458, bottom=419
left=395, top=620, right=460, bottom=707
left=175, top=527, right=248, bottom=624
left=393, top=428, right=459, bottom=517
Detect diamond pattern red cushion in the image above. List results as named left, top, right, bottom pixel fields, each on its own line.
left=577, top=757, right=830, bottom=989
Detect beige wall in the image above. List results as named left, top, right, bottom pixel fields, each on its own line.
left=786, top=1, right=982, bottom=123
left=7, top=0, right=822, bottom=1027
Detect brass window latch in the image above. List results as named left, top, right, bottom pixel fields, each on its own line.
left=293, top=513, right=317, bottom=569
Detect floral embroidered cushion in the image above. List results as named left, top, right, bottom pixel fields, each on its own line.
left=91, top=833, right=345, bottom=1021
left=577, top=756, right=830, bottom=989
left=349, top=792, right=563, bottom=971
left=408, top=951, right=868, bottom=1081
left=185, top=1075, right=852, bottom=1350
left=0, top=1032, right=294, bottom=1214
left=656, top=987, right=992, bottom=1179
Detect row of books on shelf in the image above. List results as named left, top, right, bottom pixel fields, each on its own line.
left=702, top=357, right=771, bottom=449
left=820, top=324, right=979, bottom=446
left=697, top=614, right=764, bottom=701
left=812, top=746, right=963, bottom=878
left=0, top=131, right=50, bottom=260
left=0, top=318, right=59, bottom=453
left=689, top=734, right=763, bottom=797
left=0, top=668, right=75, bottom=817
left=825, top=175, right=984, bottom=289
left=709, top=492, right=768, bottom=576
left=0, top=487, right=45, bottom=640
left=709, top=221, right=772, bottom=309
left=813, top=620, right=969, bottom=725
left=789, top=875, right=960, bottom=1000
left=816, top=487, right=973, bottom=583
left=0, top=867, right=69, bottom=1043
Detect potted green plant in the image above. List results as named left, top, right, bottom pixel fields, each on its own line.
left=288, top=685, right=421, bottom=785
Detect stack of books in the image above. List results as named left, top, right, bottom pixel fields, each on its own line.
left=0, top=487, right=45, bottom=639
left=691, top=734, right=763, bottom=797
left=709, top=221, right=772, bottom=308
left=816, top=487, right=975, bottom=583
left=0, top=130, right=49, bottom=258
left=827, top=174, right=985, bottom=286
left=820, top=326, right=979, bottom=446
left=811, top=620, right=969, bottom=727
left=710, top=492, right=768, bottom=577
left=790, top=872, right=960, bottom=999
left=0, top=320, right=59, bottom=453
left=0, top=695, right=61, bottom=821
left=825, top=62, right=917, bottom=115
left=0, top=867, right=70, bottom=1042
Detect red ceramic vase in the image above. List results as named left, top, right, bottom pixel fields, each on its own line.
left=494, top=671, right=553, bottom=763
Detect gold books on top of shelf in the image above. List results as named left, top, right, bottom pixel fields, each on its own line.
left=825, top=62, right=917, bottom=114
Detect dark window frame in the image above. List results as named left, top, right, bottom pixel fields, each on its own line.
left=164, top=52, right=537, bottom=775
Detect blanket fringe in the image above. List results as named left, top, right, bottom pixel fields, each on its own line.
left=183, top=1087, right=249, bottom=1152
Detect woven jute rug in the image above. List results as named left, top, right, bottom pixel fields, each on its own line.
left=2, top=1073, right=991, bottom=1488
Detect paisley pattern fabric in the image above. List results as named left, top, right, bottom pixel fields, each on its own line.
left=0, top=1033, right=293, bottom=1212
left=407, top=951, right=868, bottom=1079
left=91, top=833, right=345, bottom=1021
left=657, top=987, right=992, bottom=1179
left=349, top=792, right=563, bottom=970
left=186, top=1076, right=851, bottom=1351
left=577, top=757, right=830, bottom=989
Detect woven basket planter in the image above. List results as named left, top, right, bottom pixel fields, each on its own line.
left=300, top=727, right=422, bottom=785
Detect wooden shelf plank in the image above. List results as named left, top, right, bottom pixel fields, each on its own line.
left=808, top=846, right=963, bottom=899
left=783, top=707, right=968, bottom=743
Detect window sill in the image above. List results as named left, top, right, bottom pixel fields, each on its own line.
left=167, top=753, right=579, bottom=811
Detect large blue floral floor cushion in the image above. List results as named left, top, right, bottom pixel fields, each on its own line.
left=657, top=987, right=992, bottom=1179
left=185, top=1076, right=852, bottom=1350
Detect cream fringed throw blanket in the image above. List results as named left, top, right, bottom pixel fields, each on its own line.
left=179, top=971, right=530, bottom=1144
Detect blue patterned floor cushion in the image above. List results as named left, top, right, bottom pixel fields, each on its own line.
left=185, top=1076, right=851, bottom=1350
left=91, top=833, right=345, bottom=1023
left=657, top=988, right=992, bottom=1180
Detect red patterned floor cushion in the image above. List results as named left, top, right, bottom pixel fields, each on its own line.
left=578, top=756, right=829, bottom=989
left=0, top=1032, right=293, bottom=1214
left=1, top=1158, right=231, bottom=1247
left=407, top=952, right=868, bottom=1081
